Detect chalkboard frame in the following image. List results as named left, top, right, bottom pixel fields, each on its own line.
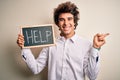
left=21, top=24, right=56, bottom=48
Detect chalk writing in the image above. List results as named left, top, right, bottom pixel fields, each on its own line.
left=21, top=24, right=55, bottom=48
left=25, top=30, right=51, bottom=44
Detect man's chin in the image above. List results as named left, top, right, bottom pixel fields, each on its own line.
left=63, top=32, right=70, bottom=35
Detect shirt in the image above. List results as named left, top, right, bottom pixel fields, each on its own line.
left=21, top=34, right=100, bottom=80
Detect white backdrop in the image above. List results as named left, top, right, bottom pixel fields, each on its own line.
left=0, top=0, right=120, bottom=80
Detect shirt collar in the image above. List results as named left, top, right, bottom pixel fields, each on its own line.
left=58, top=34, right=78, bottom=43
left=70, top=34, right=78, bottom=43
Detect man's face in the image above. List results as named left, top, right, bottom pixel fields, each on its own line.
left=58, top=13, right=75, bottom=37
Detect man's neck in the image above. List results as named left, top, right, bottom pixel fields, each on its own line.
left=62, top=32, right=75, bottom=39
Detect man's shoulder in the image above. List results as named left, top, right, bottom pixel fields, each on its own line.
left=76, top=35, right=92, bottom=45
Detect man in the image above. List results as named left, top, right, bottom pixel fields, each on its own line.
left=17, top=1, right=109, bottom=80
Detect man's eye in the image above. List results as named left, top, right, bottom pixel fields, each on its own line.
left=59, top=18, right=64, bottom=21
left=68, top=17, right=73, bottom=21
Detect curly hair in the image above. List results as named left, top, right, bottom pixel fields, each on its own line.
left=54, top=1, right=80, bottom=29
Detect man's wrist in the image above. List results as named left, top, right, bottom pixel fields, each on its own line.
left=93, top=44, right=101, bottom=50
left=93, top=46, right=101, bottom=51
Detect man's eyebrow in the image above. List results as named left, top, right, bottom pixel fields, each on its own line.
left=59, top=17, right=73, bottom=19
left=59, top=17, right=64, bottom=19
left=68, top=17, right=73, bottom=19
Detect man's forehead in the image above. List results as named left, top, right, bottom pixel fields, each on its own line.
left=59, top=13, right=74, bottom=18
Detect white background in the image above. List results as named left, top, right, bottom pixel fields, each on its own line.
left=0, top=0, right=120, bottom=80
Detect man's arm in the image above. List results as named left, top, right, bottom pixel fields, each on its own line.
left=21, top=48, right=48, bottom=74
left=17, top=34, right=48, bottom=74
left=84, top=46, right=100, bottom=80
left=84, top=33, right=109, bottom=80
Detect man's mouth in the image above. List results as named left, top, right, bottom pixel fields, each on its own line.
left=63, top=26, right=70, bottom=31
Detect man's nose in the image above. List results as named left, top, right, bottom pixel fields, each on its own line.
left=64, top=20, right=69, bottom=25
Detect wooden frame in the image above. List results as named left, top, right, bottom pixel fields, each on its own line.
left=21, top=24, right=55, bottom=48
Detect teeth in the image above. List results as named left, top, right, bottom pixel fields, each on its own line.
left=63, top=26, right=69, bottom=28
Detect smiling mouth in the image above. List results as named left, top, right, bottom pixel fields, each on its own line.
left=63, top=25, right=71, bottom=29
left=64, top=27, right=69, bottom=31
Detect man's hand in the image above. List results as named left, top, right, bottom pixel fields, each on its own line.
left=93, top=33, right=109, bottom=49
left=17, top=34, right=24, bottom=48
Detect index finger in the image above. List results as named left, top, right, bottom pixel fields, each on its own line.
left=104, top=33, right=110, bottom=37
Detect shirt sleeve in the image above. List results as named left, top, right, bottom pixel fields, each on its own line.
left=21, top=48, right=48, bottom=74
left=84, top=47, right=100, bottom=80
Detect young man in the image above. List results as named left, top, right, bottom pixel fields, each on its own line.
left=17, top=1, right=109, bottom=80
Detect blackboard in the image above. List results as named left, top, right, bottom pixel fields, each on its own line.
left=21, top=24, right=55, bottom=48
